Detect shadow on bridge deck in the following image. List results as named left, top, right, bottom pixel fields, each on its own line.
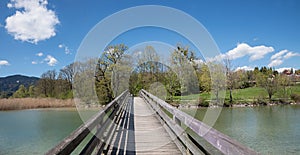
left=107, top=97, right=181, bottom=155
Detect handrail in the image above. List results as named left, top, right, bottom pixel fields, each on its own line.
left=140, top=89, right=258, bottom=155
left=46, top=90, right=129, bottom=155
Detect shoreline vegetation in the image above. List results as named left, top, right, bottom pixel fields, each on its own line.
left=177, top=101, right=300, bottom=108
left=1, top=93, right=299, bottom=111
left=0, top=98, right=107, bottom=111
left=0, top=98, right=75, bottom=111
left=1, top=44, right=300, bottom=111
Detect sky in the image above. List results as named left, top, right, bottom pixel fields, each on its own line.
left=0, top=0, right=299, bottom=77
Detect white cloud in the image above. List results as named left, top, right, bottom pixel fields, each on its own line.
left=234, top=66, right=254, bottom=71
left=5, top=0, right=59, bottom=44
left=268, top=59, right=284, bottom=67
left=0, top=60, right=10, bottom=66
left=270, top=50, right=288, bottom=60
left=7, top=3, right=13, bottom=8
left=58, top=44, right=71, bottom=54
left=268, top=50, right=300, bottom=67
left=44, top=55, right=58, bottom=66
left=31, top=61, right=38, bottom=64
left=216, top=43, right=274, bottom=61
left=36, top=52, right=43, bottom=57
left=283, top=52, right=300, bottom=59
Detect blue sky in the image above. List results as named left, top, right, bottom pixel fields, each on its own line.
left=0, top=0, right=299, bottom=77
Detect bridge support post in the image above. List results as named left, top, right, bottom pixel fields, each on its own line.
left=173, top=116, right=181, bottom=126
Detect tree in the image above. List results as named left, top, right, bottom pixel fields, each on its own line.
left=0, top=91, right=10, bottom=99
left=36, top=70, right=57, bottom=97
left=256, top=72, right=278, bottom=102
left=13, top=85, right=28, bottom=98
left=198, top=64, right=211, bottom=92
left=55, top=77, right=72, bottom=99
left=209, top=62, right=226, bottom=105
left=94, top=44, right=128, bottom=104
left=225, top=59, right=234, bottom=103
left=137, top=46, right=160, bottom=74
left=129, top=46, right=162, bottom=95
left=277, top=74, right=291, bottom=101
left=164, top=70, right=181, bottom=101
left=129, top=71, right=142, bottom=95
left=73, top=58, right=99, bottom=104
left=59, top=63, right=74, bottom=90
left=28, top=85, right=35, bottom=97
left=170, top=45, right=198, bottom=95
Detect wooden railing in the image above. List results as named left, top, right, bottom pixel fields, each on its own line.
left=140, top=89, right=259, bottom=155
left=46, top=90, right=130, bottom=155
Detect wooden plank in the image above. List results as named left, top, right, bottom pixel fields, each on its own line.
left=134, top=97, right=181, bottom=155
left=142, top=93, right=205, bottom=155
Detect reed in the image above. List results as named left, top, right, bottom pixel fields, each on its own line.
left=0, top=98, right=75, bottom=111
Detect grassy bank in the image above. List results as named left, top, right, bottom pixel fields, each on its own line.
left=0, top=98, right=75, bottom=111
left=173, top=85, right=300, bottom=106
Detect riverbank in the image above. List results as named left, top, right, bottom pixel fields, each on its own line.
left=177, top=101, right=300, bottom=108
left=0, top=98, right=75, bottom=111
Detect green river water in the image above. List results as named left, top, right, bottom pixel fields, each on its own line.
left=0, top=105, right=299, bottom=154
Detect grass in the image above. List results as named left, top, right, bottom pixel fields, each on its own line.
left=174, top=85, right=300, bottom=105
left=0, top=98, right=75, bottom=111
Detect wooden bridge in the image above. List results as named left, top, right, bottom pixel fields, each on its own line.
left=46, top=90, right=258, bottom=155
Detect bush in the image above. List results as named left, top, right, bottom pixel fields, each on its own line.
left=197, top=98, right=209, bottom=107
left=224, top=99, right=234, bottom=107
left=291, top=94, right=300, bottom=102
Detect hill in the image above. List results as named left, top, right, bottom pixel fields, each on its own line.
left=0, top=75, right=39, bottom=98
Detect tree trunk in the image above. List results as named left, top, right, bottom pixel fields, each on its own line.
left=229, top=89, right=233, bottom=104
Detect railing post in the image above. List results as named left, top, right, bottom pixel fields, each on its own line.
left=173, top=115, right=181, bottom=126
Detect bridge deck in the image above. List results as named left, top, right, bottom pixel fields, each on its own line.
left=106, top=97, right=181, bottom=154
left=134, top=97, right=181, bottom=154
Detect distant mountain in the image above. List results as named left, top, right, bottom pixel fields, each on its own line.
left=0, top=75, right=39, bottom=97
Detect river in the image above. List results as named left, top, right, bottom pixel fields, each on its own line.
left=0, top=109, right=83, bottom=155
left=0, top=105, right=299, bottom=154
left=182, top=105, right=300, bottom=154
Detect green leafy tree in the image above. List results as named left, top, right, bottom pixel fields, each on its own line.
left=256, top=72, right=278, bottom=101
left=198, top=64, right=211, bottom=92
left=28, top=85, right=35, bottom=97
left=129, top=46, right=161, bottom=95
left=13, top=85, right=28, bottom=98
left=95, top=44, right=128, bottom=104
left=170, top=45, right=198, bottom=95
left=164, top=70, right=181, bottom=101
left=209, top=62, right=226, bottom=105
left=277, top=74, right=291, bottom=101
